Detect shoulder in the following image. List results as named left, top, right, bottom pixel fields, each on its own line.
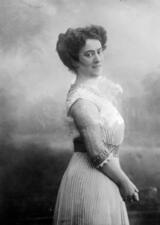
left=66, top=86, right=87, bottom=111
left=71, top=98, right=99, bottom=116
left=71, top=98, right=101, bottom=128
left=66, top=86, right=99, bottom=116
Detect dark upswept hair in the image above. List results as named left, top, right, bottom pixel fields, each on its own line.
left=56, top=25, right=107, bottom=73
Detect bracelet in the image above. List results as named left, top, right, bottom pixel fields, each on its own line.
left=91, top=150, right=110, bottom=167
left=97, top=153, right=114, bottom=168
left=91, top=144, right=119, bottom=168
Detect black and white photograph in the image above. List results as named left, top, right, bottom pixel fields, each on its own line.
left=0, top=0, right=160, bottom=224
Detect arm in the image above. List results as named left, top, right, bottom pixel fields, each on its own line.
left=70, top=99, right=139, bottom=202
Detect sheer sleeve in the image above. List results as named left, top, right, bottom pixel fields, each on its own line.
left=70, top=98, right=114, bottom=168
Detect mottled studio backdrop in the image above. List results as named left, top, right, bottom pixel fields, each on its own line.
left=0, top=0, right=160, bottom=224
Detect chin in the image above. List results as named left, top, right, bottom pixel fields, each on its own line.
left=90, top=74, right=101, bottom=78
left=95, top=73, right=101, bottom=77
left=92, top=70, right=102, bottom=77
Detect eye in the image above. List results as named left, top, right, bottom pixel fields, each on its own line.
left=84, top=51, right=94, bottom=57
left=97, top=48, right=103, bottom=55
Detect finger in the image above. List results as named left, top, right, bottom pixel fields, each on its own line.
left=133, top=185, right=139, bottom=193
left=136, top=193, right=139, bottom=201
left=133, top=193, right=139, bottom=202
left=135, top=188, right=139, bottom=193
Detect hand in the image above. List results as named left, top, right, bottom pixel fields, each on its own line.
left=119, top=178, right=139, bottom=202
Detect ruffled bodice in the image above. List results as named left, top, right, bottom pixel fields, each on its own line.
left=66, top=80, right=125, bottom=147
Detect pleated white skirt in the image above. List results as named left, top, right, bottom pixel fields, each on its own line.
left=54, top=152, right=129, bottom=225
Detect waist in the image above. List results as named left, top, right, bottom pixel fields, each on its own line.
left=73, top=137, right=119, bottom=156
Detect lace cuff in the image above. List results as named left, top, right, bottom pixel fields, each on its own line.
left=97, top=152, right=114, bottom=168
left=91, top=144, right=119, bottom=168
left=91, top=150, right=110, bottom=168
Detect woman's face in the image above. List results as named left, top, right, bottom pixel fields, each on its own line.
left=77, top=39, right=104, bottom=77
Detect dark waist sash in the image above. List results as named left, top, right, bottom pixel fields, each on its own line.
left=73, top=136, right=119, bottom=157
left=74, top=136, right=86, bottom=152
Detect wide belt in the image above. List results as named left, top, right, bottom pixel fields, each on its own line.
left=74, top=136, right=86, bottom=153
left=73, top=136, right=119, bottom=156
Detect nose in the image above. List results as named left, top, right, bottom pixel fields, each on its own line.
left=94, top=52, right=101, bottom=63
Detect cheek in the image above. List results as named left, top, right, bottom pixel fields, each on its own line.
left=79, top=54, right=92, bottom=65
left=80, top=58, right=92, bottom=67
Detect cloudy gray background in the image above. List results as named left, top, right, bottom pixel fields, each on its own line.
left=1, top=0, right=160, bottom=223
left=0, top=0, right=160, bottom=144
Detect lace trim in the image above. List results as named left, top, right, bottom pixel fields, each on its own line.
left=92, top=144, right=119, bottom=168
left=97, top=152, right=114, bottom=168
left=91, top=150, right=110, bottom=167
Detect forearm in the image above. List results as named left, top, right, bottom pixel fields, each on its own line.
left=78, top=124, right=130, bottom=187
left=75, top=120, right=130, bottom=187
left=99, top=157, right=130, bottom=187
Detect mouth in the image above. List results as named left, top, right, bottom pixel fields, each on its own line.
left=92, top=64, right=102, bottom=69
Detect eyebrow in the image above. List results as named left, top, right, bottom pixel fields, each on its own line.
left=84, top=47, right=102, bottom=53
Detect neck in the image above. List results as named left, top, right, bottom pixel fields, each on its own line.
left=75, top=73, right=103, bottom=87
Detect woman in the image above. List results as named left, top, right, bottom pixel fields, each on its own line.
left=54, top=25, right=139, bottom=225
